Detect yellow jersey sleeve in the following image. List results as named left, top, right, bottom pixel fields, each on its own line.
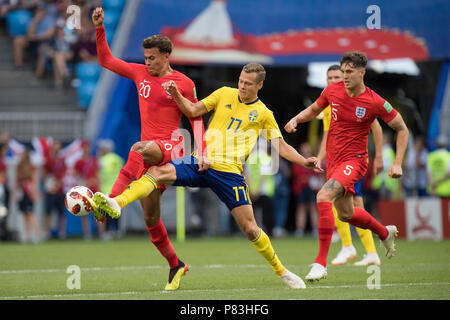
left=322, top=106, right=331, bottom=132
left=201, top=87, right=225, bottom=112
left=261, top=111, right=283, bottom=141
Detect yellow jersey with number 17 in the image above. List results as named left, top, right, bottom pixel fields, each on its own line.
left=200, top=87, right=282, bottom=175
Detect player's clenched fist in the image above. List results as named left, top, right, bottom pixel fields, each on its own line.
left=388, top=164, right=402, bottom=179
left=162, top=80, right=179, bottom=95
left=92, top=7, right=104, bottom=27
left=284, top=117, right=298, bottom=133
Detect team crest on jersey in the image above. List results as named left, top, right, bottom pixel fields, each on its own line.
left=249, top=110, right=258, bottom=122
left=355, top=106, right=366, bottom=118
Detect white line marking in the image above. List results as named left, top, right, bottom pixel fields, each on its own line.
left=1, top=282, right=449, bottom=300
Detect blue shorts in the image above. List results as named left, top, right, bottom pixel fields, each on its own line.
left=354, top=178, right=363, bottom=197
left=170, top=156, right=251, bottom=211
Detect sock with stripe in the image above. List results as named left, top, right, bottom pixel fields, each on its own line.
left=333, top=205, right=352, bottom=247
left=251, top=228, right=286, bottom=276
left=114, top=173, right=158, bottom=208
left=356, top=227, right=377, bottom=253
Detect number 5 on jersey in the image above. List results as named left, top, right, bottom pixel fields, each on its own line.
left=344, top=164, right=354, bottom=176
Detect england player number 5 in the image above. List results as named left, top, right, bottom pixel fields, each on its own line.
left=331, top=107, right=338, bottom=121
left=344, top=164, right=354, bottom=176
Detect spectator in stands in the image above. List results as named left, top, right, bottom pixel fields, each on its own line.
left=42, top=139, right=67, bottom=240
left=1, top=0, right=39, bottom=19
left=74, top=139, right=99, bottom=240
left=292, top=142, right=322, bottom=238
left=16, top=148, right=41, bottom=243
left=404, top=135, right=428, bottom=197
left=0, top=137, right=10, bottom=241
left=47, top=17, right=74, bottom=88
left=73, top=16, right=97, bottom=63
left=97, top=139, right=123, bottom=239
left=427, top=134, right=450, bottom=198
left=272, top=158, right=291, bottom=238
left=13, top=1, right=57, bottom=74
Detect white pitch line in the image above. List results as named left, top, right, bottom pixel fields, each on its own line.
left=1, top=282, right=449, bottom=300
left=1, top=263, right=450, bottom=275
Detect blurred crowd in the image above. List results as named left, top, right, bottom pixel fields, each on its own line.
left=0, top=132, right=123, bottom=243
left=0, top=131, right=449, bottom=243
left=0, top=0, right=100, bottom=89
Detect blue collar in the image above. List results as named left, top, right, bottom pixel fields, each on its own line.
left=238, top=95, right=259, bottom=105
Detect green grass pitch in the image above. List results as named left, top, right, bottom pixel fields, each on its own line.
left=1, top=235, right=449, bottom=300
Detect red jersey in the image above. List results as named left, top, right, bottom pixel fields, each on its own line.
left=74, top=157, right=99, bottom=192
left=44, top=154, right=67, bottom=194
left=96, top=26, right=205, bottom=150
left=315, top=81, right=398, bottom=166
left=292, top=164, right=313, bottom=195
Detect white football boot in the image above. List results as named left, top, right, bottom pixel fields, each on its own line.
left=381, top=225, right=398, bottom=259
left=331, top=245, right=357, bottom=266
left=353, top=252, right=381, bottom=266
left=305, top=263, right=327, bottom=281
left=280, top=269, right=306, bottom=289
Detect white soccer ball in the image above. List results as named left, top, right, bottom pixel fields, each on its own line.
left=65, top=186, right=94, bottom=217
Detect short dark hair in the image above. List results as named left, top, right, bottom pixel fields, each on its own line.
left=327, top=64, right=341, bottom=72
left=242, top=62, right=266, bottom=83
left=142, top=35, right=172, bottom=54
left=340, top=51, right=368, bottom=68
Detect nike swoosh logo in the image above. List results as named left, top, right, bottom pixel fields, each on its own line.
left=331, top=102, right=340, bottom=106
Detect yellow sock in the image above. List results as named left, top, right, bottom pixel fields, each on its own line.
left=356, top=227, right=376, bottom=253
left=251, top=228, right=286, bottom=276
left=333, top=206, right=352, bottom=247
left=114, top=173, right=158, bottom=208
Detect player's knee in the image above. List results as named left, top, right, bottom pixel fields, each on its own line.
left=130, top=141, right=147, bottom=154
left=143, top=213, right=160, bottom=227
left=242, top=223, right=260, bottom=240
left=337, top=210, right=353, bottom=222
left=147, top=166, right=164, bottom=180
left=316, top=188, right=332, bottom=203
left=131, top=141, right=162, bottom=164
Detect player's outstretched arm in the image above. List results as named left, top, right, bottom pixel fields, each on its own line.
left=92, top=7, right=135, bottom=79
left=386, top=113, right=409, bottom=178
left=272, top=137, right=323, bottom=172
left=162, top=80, right=208, bottom=118
left=284, top=102, right=322, bottom=133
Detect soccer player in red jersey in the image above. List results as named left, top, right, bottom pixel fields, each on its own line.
left=91, top=7, right=207, bottom=290
left=285, top=51, right=409, bottom=281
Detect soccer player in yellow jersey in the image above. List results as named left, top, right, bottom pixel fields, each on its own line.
left=318, top=65, right=384, bottom=266
left=89, top=62, right=322, bottom=289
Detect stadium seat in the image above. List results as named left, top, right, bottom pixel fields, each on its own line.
left=75, top=62, right=101, bottom=82
left=103, top=0, right=126, bottom=11
left=106, top=29, right=116, bottom=46
left=6, top=10, right=33, bottom=36
left=77, top=80, right=98, bottom=108
left=103, top=9, right=121, bottom=31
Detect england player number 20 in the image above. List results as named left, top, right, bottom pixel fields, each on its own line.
left=139, top=82, right=151, bottom=98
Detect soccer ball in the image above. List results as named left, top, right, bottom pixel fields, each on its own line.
left=65, top=186, right=94, bottom=216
